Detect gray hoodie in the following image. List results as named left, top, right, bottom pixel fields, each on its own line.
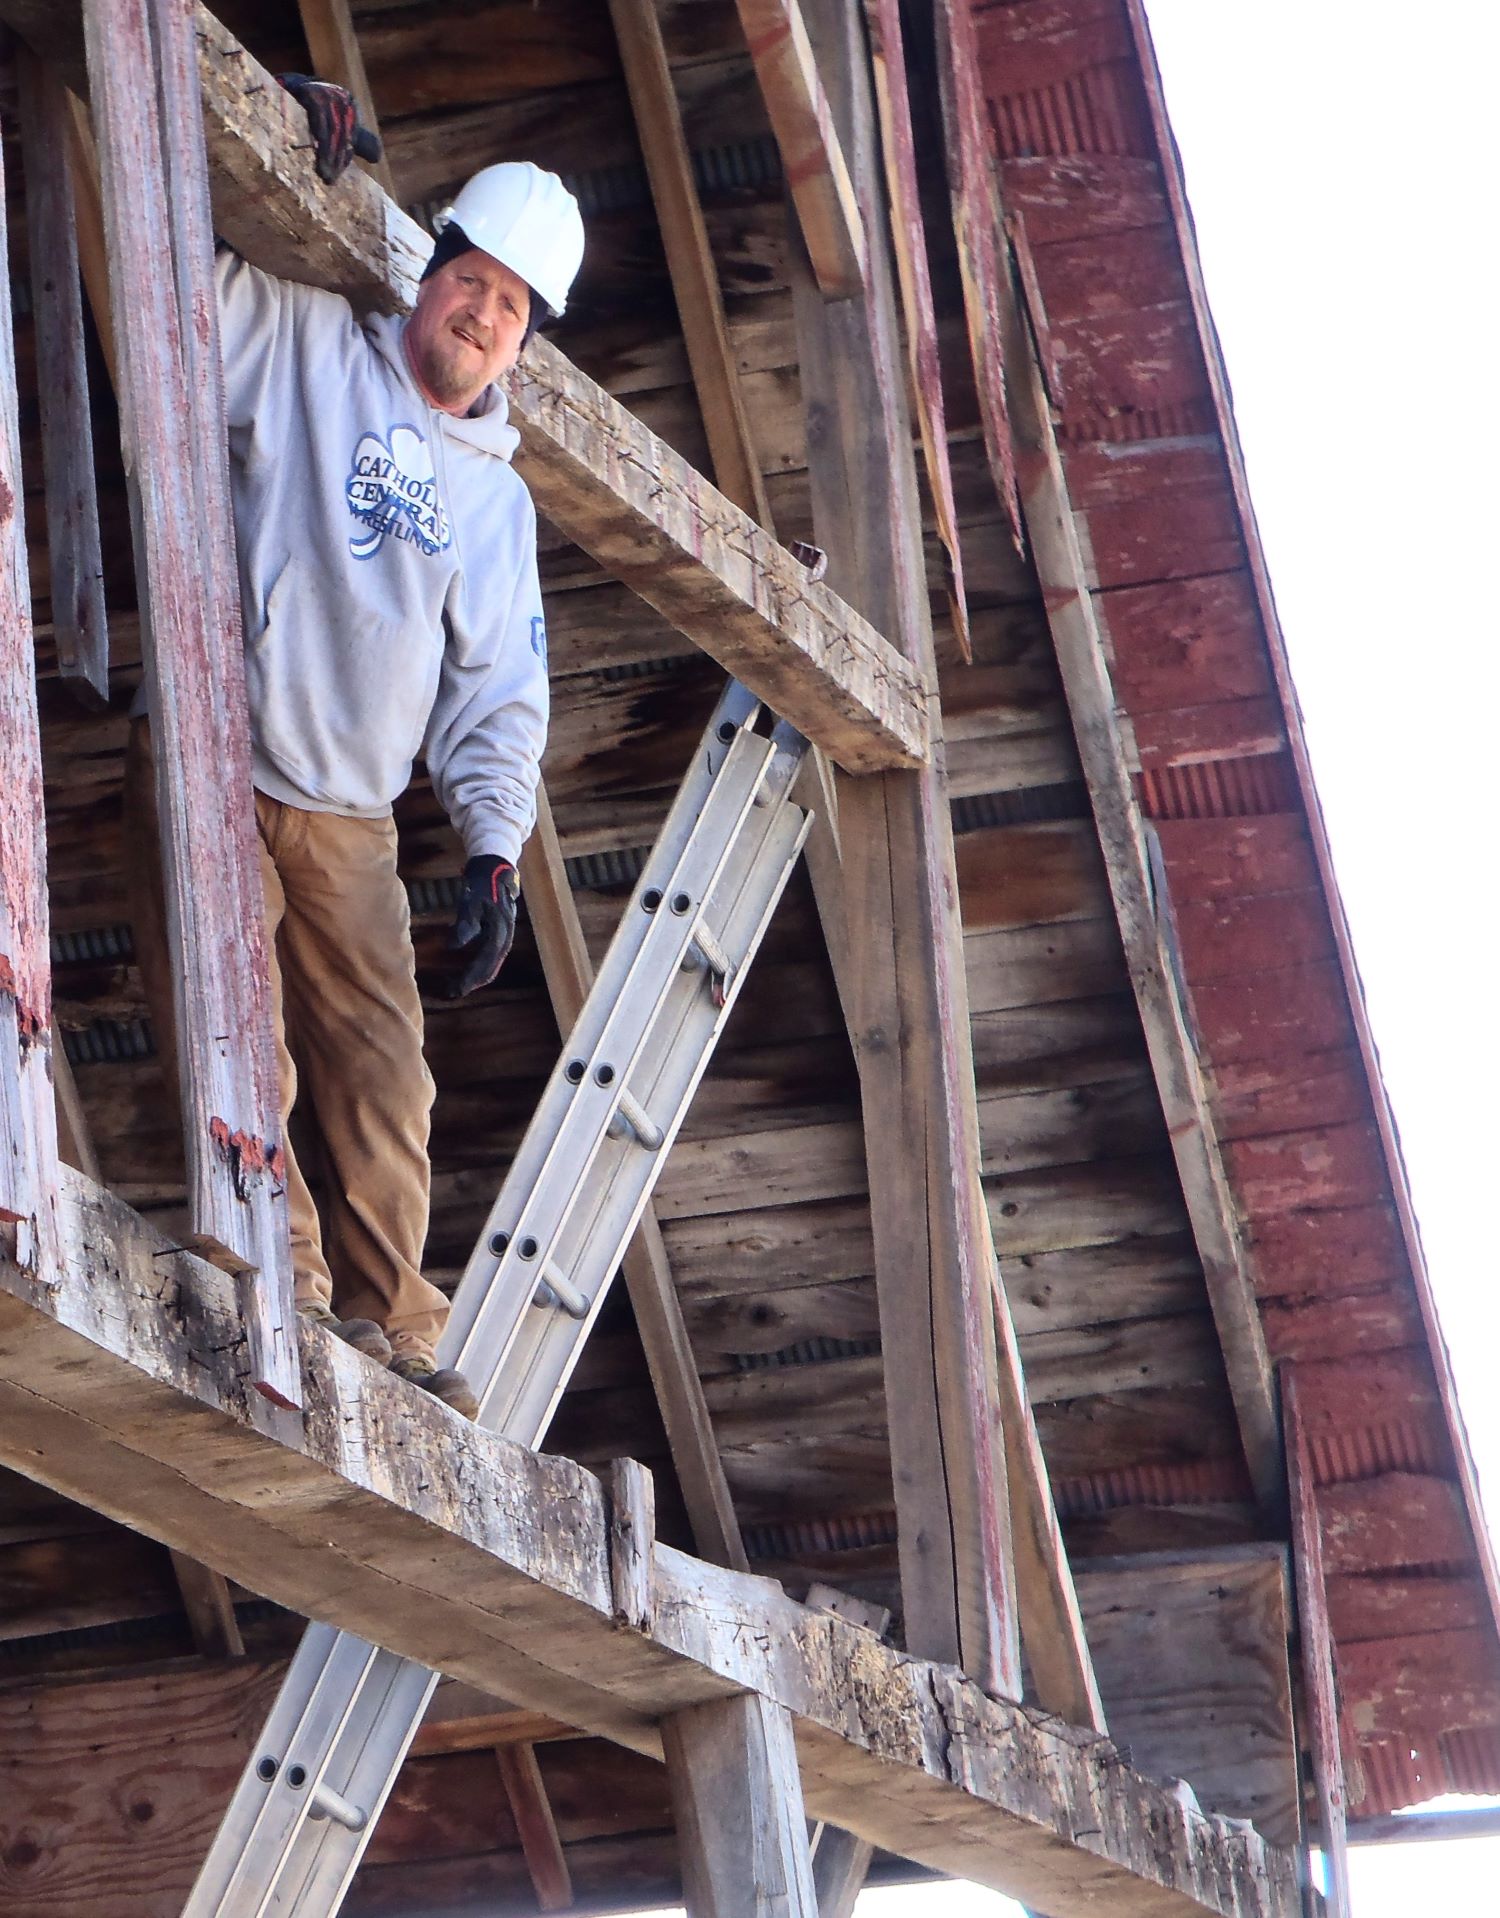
left=216, top=251, right=548, bottom=866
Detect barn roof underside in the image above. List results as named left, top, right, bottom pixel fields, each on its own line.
left=0, top=0, right=1497, bottom=1911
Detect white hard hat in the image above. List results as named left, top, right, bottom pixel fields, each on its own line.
left=434, top=163, right=584, bottom=318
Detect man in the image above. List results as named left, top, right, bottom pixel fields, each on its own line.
left=126, top=100, right=584, bottom=1419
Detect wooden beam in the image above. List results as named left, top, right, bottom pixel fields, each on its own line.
left=1284, top=1368, right=1352, bottom=1917
left=804, top=1583, right=889, bottom=1917
left=0, top=1, right=925, bottom=771
left=996, top=244, right=1282, bottom=1512
left=0, top=1171, right=1303, bottom=1918
left=17, top=48, right=109, bottom=705
left=496, top=1741, right=575, bottom=1912
left=929, top=0, right=1022, bottom=547
left=663, top=1692, right=817, bottom=1917
left=293, top=0, right=400, bottom=197
left=520, top=790, right=748, bottom=1572
left=0, top=80, right=61, bottom=1284
left=991, top=1279, right=1107, bottom=1732
left=730, top=0, right=867, bottom=298
left=789, top=0, right=1018, bottom=1696
left=862, top=0, right=969, bottom=657
left=168, top=1546, right=246, bottom=1660
left=607, top=0, right=774, bottom=528
left=80, top=0, right=297, bottom=1409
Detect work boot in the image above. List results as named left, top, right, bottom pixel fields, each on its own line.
left=298, top=1300, right=394, bottom=1366
left=390, top=1354, right=481, bottom=1420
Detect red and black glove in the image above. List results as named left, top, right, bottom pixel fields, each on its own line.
left=448, top=855, right=520, bottom=997
left=276, top=75, right=381, bottom=184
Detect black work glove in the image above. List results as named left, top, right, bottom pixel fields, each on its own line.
left=448, top=855, right=519, bottom=997
left=276, top=74, right=377, bottom=184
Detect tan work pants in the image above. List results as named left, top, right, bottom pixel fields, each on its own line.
left=123, top=718, right=448, bottom=1361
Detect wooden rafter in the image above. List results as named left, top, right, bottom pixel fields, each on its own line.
left=995, top=254, right=1282, bottom=1512
left=607, top=0, right=774, bottom=529
left=0, top=1173, right=1304, bottom=1918
left=495, top=1740, right=574, bottom=1911
left=730, top=0, right=867, bottom=298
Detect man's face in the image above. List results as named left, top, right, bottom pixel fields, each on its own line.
left=404, top=250, right=532, bottom=414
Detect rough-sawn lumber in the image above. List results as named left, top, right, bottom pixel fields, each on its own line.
left=0, top=1171, right=1301, bottom=1918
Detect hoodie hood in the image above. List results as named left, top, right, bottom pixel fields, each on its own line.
left=365, top=310, right=521, bottom=463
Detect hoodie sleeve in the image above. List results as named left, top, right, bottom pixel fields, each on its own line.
left=424, top=486, right=549, bottom=868
left=215, top=249, right=355, bottom=431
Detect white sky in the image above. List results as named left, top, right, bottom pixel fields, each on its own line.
left=632, top=6, right=1500, bottom=1914
left=640, top=6, right=1497, bottom=1913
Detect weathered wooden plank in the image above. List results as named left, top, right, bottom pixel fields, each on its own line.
left=495, top=1742, right=574, bottom=1912
left=0, top=1172, right=1302, bottom=1918
left=663, top=1690, right=817, bottom=1917
left=732, top=0, right=866, bottom=298
left=1283, top=1369, right=1351, bottom=1915
left=0, top=78, right=60, bottom=1284
left=82, top=0, right=297, bottom=1407
left=609, top=0, right=775, bottom=527
left=1075, top=1546, right=1301, bottom=1847
left=17, top=50, right=109, bottom=706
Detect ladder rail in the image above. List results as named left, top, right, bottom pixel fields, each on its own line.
left=183, top=683, right=810, bottom=1917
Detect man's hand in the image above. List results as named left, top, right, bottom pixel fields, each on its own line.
left=448, top=855, right=520, bottom=997
left=276, top=74, right=374, bottom=185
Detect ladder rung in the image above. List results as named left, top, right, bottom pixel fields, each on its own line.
left=606, top=1088, right=664, bottom=1151
left=533, top=1267, right=590, bottom=1319
left=308, top=1783, right=367, bottom=1833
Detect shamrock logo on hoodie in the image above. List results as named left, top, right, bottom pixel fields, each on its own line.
left=345, top=424, right=453, bottom=561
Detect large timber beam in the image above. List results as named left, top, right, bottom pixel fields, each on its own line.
left=0, top=1, right=926, bottom=775
left=0, top=1171, right=1300, bottom=1918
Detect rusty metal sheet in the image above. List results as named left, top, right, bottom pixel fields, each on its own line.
left=863, top=0, right=970, bottom=655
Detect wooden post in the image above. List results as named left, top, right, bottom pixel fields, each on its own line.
left=663, top=1692, right=818, bottom=1918
left=0, top=78, right=61, bottom=1287
left=17, top=47, right=109, bottom=705
left=1284, top=1367, right=1352, bottom=1918
left=789, top=0, right=1019, bottom=1695
left=81, top=0, right=297, bottom=1410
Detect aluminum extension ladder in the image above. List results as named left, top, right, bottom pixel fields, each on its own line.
left=184, top=680, right=811, bottom=1916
